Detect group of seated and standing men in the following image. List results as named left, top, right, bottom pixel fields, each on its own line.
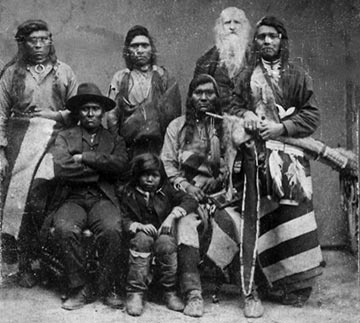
left=0, top=6, right=324, bottom=320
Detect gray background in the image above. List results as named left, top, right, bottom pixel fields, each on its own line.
left=0, top=0, right=359, bottom=246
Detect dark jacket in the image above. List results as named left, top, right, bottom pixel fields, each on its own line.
left=231, top=61, right=320, bottom=138
left=121, top=181, right=198, bottom=233
left=51, top=125, right=128, bottom=210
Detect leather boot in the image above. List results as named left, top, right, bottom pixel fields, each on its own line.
left=126, top=250, right=151, bottom=316
left=183, top=290, right=204, bottom=317
left=163, top=291, right=184, bottom=312
left=244, top=290, right=264, bottom=318
left=61, top=284, right=93, bottom=311
left=126, top=292, right=144, bottom=316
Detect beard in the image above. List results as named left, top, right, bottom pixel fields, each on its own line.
left=216, top=31, right=249, bottom=78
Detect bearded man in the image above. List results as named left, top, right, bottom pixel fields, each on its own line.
left=107, top=25, right=181, bottom=160
left=231, top=16, right=322, bottom=307
left=0, top=20, right=77, bottom=287
left=194, top=7, right=251, bottom=112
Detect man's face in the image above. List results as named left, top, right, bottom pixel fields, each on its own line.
left=255, top=25, right=282, bottom=61
left=78, top=102, right=104, bottom=132
left=128, top=35, right=152, bottom=68
left=191, top=82, right=217, bottom=115
left=24, top=30, right=52, bottom=64
left=221, top=9, right=243, bottom=36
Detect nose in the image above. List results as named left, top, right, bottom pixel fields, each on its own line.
left=87, top=108, right=95, bottom=116
left=229, top=21, right=235, bottom=30
left=264, top=35, right=273, bottom=43
left=146, top=175, right=154, bottom=182
left=200, top=92, right=207, bottom=100
left=34, top=41, right=43, bottom=49
left=136, top=45, right=144, bottom=53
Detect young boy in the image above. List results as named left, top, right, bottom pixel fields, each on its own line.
left=121, top=153, right=198, bottom=316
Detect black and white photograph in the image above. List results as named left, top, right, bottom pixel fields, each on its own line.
left=0, top=1, right=359, bottom=322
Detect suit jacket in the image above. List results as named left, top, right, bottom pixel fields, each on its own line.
left=121, top=181, right=198, bottom=232
left=51, top=125, right=128, bottom=210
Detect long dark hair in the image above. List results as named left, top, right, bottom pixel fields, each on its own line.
left=182, top=74, right=222, bottom=146
left=128, top=153, right=167, bottom=190
left=247, top=16, right=289, bottom=72
left=122, top=25, right=157, bottom=69
left=237, top=16, right=290, bottom=111
left=0, top=20, right=59, bottom=106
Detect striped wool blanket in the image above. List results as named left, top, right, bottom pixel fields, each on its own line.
left=2, top=117, right=56, bottom=238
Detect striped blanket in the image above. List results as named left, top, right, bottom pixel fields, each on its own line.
left=2, top=117, right=56, bottom=238
left=205, top=139, right=323, bottom=291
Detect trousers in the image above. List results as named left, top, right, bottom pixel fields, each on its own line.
left=51, top=195, right=122, bottom=291
left=127, top=231, right=177, bottom=293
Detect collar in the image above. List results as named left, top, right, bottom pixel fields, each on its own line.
left=261, top=58, right=281, bottom=70
left=135, top=185, right=165, bottom=197
left=81, top=127, right=101, bottom=145
left=261, top=58, right=281, bottom=81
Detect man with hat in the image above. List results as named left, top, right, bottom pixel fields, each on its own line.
left=107, top=25, right=181, bottom=160
left=46, top=83, right=128, bottom=310
left=231, top=16, right=322, bottom=308
left=0, top=19, right=77, bottom=288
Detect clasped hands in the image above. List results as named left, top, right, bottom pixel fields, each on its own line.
left=243, top=111, right=285, bottom=140
left=130, top=206, right=186, bottom=237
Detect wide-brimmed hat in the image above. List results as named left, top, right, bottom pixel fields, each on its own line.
left=66, top=83, right=116, bottom=112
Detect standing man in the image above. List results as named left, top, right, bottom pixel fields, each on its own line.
left=47, top=83, right=128, bottom=310
left=161, top=74, right=264, bottom=318
left=232, top=16, right=322, bottom=307
left=0, top=20, right=78, bottom=287
left=194, top=7, right=251, bottom=112
left=107, top=25, right=181, bottom=160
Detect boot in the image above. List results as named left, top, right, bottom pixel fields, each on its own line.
left=126, top=292, right=144, bottom=316
left=156, top=251, right=183, bottom=311
left=183, top=290, right=204, bottom=317
left=61, top=284, right=93, bottom=311
left=163, top=291, right=184, bottom=312
left=244, top=290, right=264, bottom=318
left=126, top=250, right=151, bottom=316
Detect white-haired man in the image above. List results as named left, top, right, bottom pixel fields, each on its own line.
left=194, top=7, right=251, bottom=112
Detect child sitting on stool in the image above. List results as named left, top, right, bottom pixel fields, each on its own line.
left=120, top=153, right=198, bottom=316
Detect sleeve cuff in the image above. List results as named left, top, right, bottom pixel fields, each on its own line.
left=282, top=120, right=296, bottom=137
left=82, top=151, right=96, bottom=165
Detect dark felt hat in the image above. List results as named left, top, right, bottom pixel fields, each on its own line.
left=66, top=83, right=115, bottom=112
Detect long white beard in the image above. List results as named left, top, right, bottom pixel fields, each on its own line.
left=216, top=33, right=248, bottom=79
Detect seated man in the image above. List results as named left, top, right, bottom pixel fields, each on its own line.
left=161, top=74, right=264, bottom=318
left=44, top=83, right=128, bottom=310
left=161, top=74, right=226, bottom=317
